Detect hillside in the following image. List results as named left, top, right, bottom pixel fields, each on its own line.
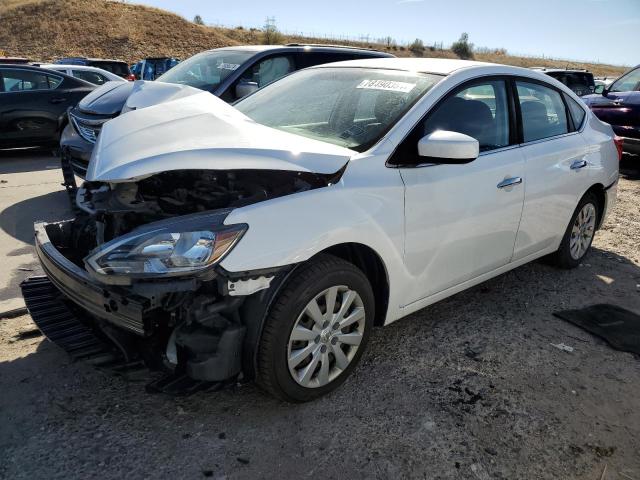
left=0, top=0, right=628, bottom=77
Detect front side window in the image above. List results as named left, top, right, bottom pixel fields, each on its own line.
left=609, top=67, right=640, bottom=93
left=236, top=67, right=442, bottom=152
left=157, top=50, right=254, bottom=91
left=0, top=69, right=61, bottom=92
left=422, top=80, right=511, bottom=152
left=237, top=55, right=295, bottom=88
left=516, top=81, right=568, bottom=142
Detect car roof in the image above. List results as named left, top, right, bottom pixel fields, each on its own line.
left=531, top=67, right=591, bottom=74
left=58, top=57, right=128, bottom=63
left=210, top=44, right=392, bottom=56
left=310, top=57, right=498, bottom=74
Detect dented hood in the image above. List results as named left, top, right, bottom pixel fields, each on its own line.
left=87, top=92, right=355, bottom=182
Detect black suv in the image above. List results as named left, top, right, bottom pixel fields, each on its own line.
left=55, top=57, right=134, bottom=80
left=60, top=44, right=394, bottom=180
left=531, top=67, right=596, bottom=96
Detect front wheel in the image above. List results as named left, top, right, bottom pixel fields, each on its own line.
left=550, top=192, right=599, bottom=269
left=257, top=254, right=374, bottom=402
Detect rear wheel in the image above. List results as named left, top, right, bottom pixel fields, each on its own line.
left=257, top=254, right=374, bottom=402
left=550, top=192, right=599, bottom=269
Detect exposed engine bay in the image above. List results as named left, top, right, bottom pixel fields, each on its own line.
left=74, top=168, right=342, bottom=249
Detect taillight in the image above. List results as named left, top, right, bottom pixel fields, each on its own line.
left=613, top=136, right=624, bottom=162
left=127, top=73, right=136, bottom=81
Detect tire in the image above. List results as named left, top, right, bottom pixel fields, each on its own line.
left=257, top=254, right=375, bottom=402
left=549, top=192, right=600, bottom=269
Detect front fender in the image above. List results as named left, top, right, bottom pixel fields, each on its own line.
left=220, top=161, right=406, bottom=322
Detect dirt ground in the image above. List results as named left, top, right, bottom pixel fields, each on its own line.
left=1, top=158, right=639, bottom=480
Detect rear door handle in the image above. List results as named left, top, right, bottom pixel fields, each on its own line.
left=497, top=177, right=523, bottom=189
left=570, top=160, right=588, bottom=170
left=50, top=98, right=67, bottom=104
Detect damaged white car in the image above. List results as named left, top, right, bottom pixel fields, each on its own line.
left=23, top=58, right=620, bottom=402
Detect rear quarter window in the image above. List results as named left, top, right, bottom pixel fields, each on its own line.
left=564, top=93, right=587, bottom=130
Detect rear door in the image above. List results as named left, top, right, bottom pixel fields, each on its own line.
left=0, top=68, right=69, bottom=148
left=512, top=79, right=591, bottom=260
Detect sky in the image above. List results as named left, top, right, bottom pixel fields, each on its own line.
left=132, top=0, right=639, bottom=66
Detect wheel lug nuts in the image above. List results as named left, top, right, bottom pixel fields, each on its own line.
left=321, top=345, right=327, bottom=353
left=331, top=337, right=338, bottom=345
left=322, top=321, right=330, bottom=329
left=314, top=335, right=321, bottom=344
left=332, top=323, right=340, bottom=330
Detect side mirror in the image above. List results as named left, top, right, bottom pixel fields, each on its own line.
left=235, top=80, right=259, bottom=99
left=417, top=130, right=479, bottom=164
left=594, top=85, right=605, bottom=95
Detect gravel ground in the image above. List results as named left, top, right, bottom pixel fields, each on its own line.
left=1, top=158, right=639, bottom=480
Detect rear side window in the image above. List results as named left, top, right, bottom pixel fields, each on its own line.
left=564, top=93, right=587, bottom=130
left=422, top=80, right=511, bottom=152
left=90, top=61, right=129, bottom=77
left=0, top=69, right=62, bottom=91
left=516, top=81, right=568, bottom=142
left=73, top=70, right=107, bottom=85
left=296, top=52, right=353, bottom=69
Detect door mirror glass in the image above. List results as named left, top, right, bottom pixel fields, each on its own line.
left=417, top=130, right=479, bottom=163
left=594, top=84, right=605, bottom=95
left=235, top=80, right=259, bottom=99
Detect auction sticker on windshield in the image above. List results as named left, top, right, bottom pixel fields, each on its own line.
left=356, top=79, right=416, bottom=93
left=217, top=63, right=241, bottom=71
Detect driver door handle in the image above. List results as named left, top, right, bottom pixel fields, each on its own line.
left=50, top=97, right=67, bottom=104
left=497, top=177, right=523, bottom=189
left=570, top=160, right=588, bottom=170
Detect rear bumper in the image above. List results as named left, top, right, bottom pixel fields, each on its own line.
left=33, top=221, right=151, bottom=336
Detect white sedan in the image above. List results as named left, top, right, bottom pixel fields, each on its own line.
left=26, top=58, right=620, bottom=402
left=38, top=64, right=126, bottom=85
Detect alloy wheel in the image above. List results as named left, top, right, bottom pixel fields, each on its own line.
left=287, top=285, right=366, bottom=388
left=569, top=202, right=596, bottom=260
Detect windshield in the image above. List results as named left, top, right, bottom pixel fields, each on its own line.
left=235, top=67, right=443, bottom=151
left=609, top=67, right=640, bottom=93
left=157, top=50, right=254, bottom=91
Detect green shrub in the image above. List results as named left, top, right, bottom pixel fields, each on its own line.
left=451, top=32, right=474, bottom=59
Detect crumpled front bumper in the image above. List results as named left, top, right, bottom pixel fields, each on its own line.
left=33, top=221, right=151, bottom=336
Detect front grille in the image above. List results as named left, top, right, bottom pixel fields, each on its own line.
left=69, top=112, right=108, bottom=144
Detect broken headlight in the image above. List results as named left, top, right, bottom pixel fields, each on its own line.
left=85, top=224, right=246, bottom=277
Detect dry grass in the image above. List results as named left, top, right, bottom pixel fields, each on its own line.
left=0, top=0, right=628, bottom=77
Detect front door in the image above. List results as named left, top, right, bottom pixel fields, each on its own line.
left=393, top=78, right=525, bottom=305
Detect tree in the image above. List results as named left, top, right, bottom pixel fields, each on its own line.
left=193, top=14, right=204, bottom=25
left=408, top=38, right=425, bottom=56
left=451, top=32, right=474, bottom=60
left=262, top=17, right=284, bottom=45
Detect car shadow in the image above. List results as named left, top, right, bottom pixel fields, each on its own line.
left=0, top=190, right=71, bottom=245
left=620, top=154, right=639, bottom=180
left=0, top=150, right=60, bottom=175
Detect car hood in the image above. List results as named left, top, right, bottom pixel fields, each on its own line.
left=123, top=80, right=205, bottom=111
left=78, top=81, right=134, bottom=115
left=87, top=91, right=355, bottom=182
